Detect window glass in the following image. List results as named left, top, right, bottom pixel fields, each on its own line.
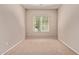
left=33, top=16, right=49, bottom=32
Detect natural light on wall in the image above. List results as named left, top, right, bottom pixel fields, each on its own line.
left=33, top=16, right=49, bottom=32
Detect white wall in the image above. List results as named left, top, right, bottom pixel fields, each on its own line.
left=58, top=5, right=79, bottom=54
left=25, top=9, right=57, bottom=38
left=0, top=5, right=25, bottom=54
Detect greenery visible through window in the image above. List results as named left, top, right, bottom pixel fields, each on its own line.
left=33, top=16, right=49, bottom=32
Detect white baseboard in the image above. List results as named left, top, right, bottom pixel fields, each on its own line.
left=1, top=39, right=24, bottom=55
left=59, top=39, right=79, bottom=55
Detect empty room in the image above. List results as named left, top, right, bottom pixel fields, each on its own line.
left=0, top=4, right=79, bottom=55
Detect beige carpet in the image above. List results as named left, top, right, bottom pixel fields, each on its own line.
left=5, top=38, right=77, bottom=55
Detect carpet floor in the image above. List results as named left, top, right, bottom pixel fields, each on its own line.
left=5, top=38, right=77, bottom=55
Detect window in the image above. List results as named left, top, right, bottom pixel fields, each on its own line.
left=33, top=16, right=49, bottom=32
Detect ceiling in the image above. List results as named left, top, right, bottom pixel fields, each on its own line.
left=22, top=4, right=61, bottom=9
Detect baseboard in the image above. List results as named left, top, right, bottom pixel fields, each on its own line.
left=1, top=39, right=24, bottom=55
left=26, top=35, right=57, bottom=39
left=59, top=39, right=79, bottom=55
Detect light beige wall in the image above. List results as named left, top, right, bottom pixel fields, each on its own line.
left=0, top=5, right=25, bottom=54
left=25, top=9, right=57, bottom=38
left=58, top=5, right=79, bottom=54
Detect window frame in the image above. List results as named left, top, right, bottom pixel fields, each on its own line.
left=33, top=16, right=49, bottom=32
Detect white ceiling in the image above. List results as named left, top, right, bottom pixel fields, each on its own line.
left=22, top=4, right=61, bottom=9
